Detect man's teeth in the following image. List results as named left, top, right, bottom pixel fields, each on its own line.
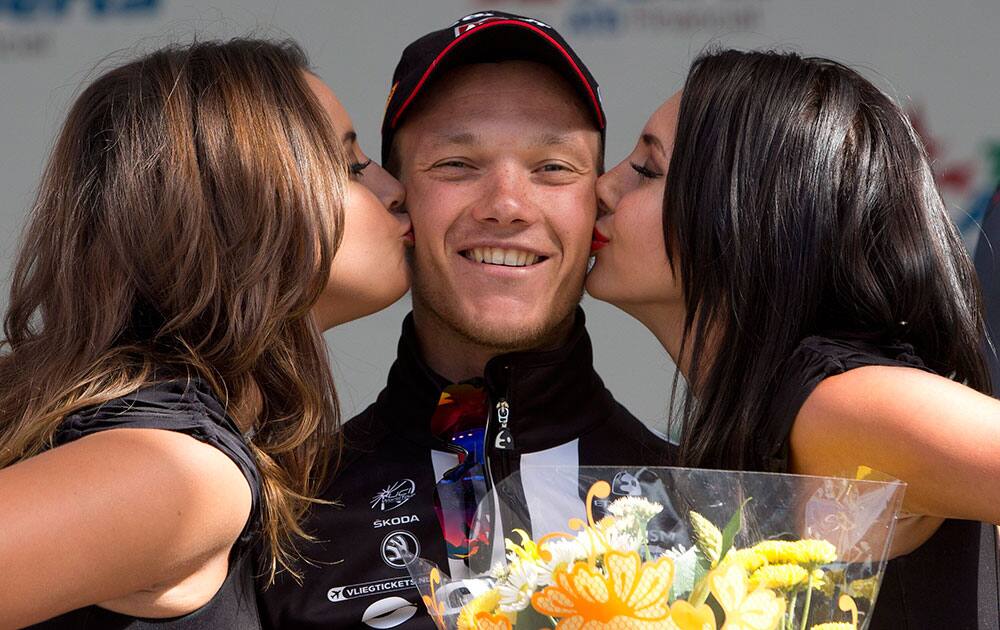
left=465, top=247, right=540, bottom=267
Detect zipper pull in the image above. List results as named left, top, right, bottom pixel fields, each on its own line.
left=493, top=399, right=514, bottom=451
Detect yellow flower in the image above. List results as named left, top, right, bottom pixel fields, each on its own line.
left=708, top=563, right=785, bottom=630
left=749, top=540, right=836, bottom=567
left=473, top=612, right=514, bottom=630
left=723, top=548, right=767, bottom=574
left=458, top=590, right=501, bottom=630
left=531, top=550, right=674, bottom=628
left=809, top=569, right=828, bottom=592
left=506, top=528, right=549, bottom=564
left=748, top=564, right=809, bottom=591
left=809, top=624, right=856, bottom=630
left=846, top=575, right=878, bottom=600
left=690, top=511, right=723, bottom=567
left=795, top=540, right=838, bottom=566
left=749, top=541, right=800, bottom=565
left=813, top=568, right=841, bottom=598
left=669, top=600, right=718, bottom=630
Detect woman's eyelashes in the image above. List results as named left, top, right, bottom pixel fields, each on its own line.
left=630, top=161, right=663, bottom=181
left=350, top=158, right=372, bottom=178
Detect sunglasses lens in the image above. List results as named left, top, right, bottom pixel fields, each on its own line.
left=434, top=427, right=491, bottom=560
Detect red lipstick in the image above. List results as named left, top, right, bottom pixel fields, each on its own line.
left=591, top=227, right=610, bottom=253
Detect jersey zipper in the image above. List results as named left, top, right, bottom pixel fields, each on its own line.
left=483, top=397, right=513, bottom=489
left=483, top=394, right=524, bottom=569
left=492, top=399, right=514, bottom=451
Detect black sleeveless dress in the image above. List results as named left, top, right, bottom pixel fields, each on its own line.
left=26, top=378, right=263, bottom=629
left=754, top=336, right=1000, bottom=629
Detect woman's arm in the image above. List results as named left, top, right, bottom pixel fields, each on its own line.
left=0, top=428, right=251, bottom=628
left=790, top=365, right=1000, bottom=524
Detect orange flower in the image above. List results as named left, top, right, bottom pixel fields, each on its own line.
left=474, top=612, right=513, bottom=630
left=421, top=569, right=449, bottom=629
left=531, top=550, right=674, bottom=629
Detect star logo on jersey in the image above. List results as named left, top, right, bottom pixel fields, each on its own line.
left=371, top=478, right=417, bottom=511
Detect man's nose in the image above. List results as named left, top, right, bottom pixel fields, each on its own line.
left=471, top=164, right=535, bottom=225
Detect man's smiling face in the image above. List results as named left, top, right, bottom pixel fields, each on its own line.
left=396, top=61, right=600, bottom=352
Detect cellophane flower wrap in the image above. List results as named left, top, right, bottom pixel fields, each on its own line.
left=407, top=466, right=904, bottom=630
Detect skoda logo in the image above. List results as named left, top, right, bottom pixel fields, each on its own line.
left=381, top=530, right=419, bottom=569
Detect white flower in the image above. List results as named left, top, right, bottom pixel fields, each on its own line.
left=605, top=520, right=644, bottom=553
left=568, top=520, right=642, bottom=559
left=607, top=496, right=663, bottom=524
left=662, top=544, right=690, bottom=560
left=496, top=558, right=540, bottom=613
left=667, top=544, right=701, bottom=596
left=573, top=525, right=609, bottom=558
left=536, top=537, right=587, bottom=583
left=489, top=560, right=510, bottom=581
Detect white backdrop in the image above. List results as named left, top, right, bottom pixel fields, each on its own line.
left=2, top=0, right=998, bottom=431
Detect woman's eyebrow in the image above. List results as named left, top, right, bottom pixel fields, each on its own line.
left=642, top=133, right=665, bottom=156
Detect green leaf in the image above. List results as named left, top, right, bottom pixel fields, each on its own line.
left=719, top=498, right=751, bottom=564
left=689, top=557, right=712, bottom=607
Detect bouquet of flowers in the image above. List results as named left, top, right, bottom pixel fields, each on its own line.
left=407, top=466, right=904, bottom=630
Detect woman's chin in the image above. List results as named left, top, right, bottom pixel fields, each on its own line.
left=584, top=266, right=620, bottom=306
left=313, top=277, right=411, bottom=330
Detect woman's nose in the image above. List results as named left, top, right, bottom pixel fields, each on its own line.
left=366, top=162, right=405, bottom=211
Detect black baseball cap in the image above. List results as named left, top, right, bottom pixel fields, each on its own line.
left=381, top=10, right=606, bottom=165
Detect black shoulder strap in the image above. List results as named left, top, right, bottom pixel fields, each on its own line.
left=979, top=523, right=1000, bottom=628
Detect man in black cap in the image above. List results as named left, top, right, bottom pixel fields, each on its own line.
left=259, top=11, right=674, bottom=629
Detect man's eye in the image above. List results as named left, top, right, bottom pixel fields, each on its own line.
left=436, top=160, right=470, bottom=169
left=538, top=163, right=571, bottom=173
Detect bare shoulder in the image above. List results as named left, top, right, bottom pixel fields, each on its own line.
left=0, top=428, right=252, bottom=625
left=798, top=364, right=996, bottom=436
left=789, top=364, right=1000, bottom=521
left=47, top=427, right=253, bottom=553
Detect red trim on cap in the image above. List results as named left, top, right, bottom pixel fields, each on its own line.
left=390, top=20, right=604, bottom=130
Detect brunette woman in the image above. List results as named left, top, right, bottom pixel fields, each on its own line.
left=0, top=39, right=410, bottom=628
left=588, top=50, right=1000, bottom=628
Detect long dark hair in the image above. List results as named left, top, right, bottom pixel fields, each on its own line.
left=0, top=39, right=347, bottom=583
left=665, top=49, right=989, bottom=469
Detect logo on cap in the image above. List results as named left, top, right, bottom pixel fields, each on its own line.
left=453, top=12, right=553, bottom=38
left=454, top=16, right=502, bottom=37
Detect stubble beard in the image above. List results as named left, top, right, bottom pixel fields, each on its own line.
left=409, top=253, right=585, bottom=354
